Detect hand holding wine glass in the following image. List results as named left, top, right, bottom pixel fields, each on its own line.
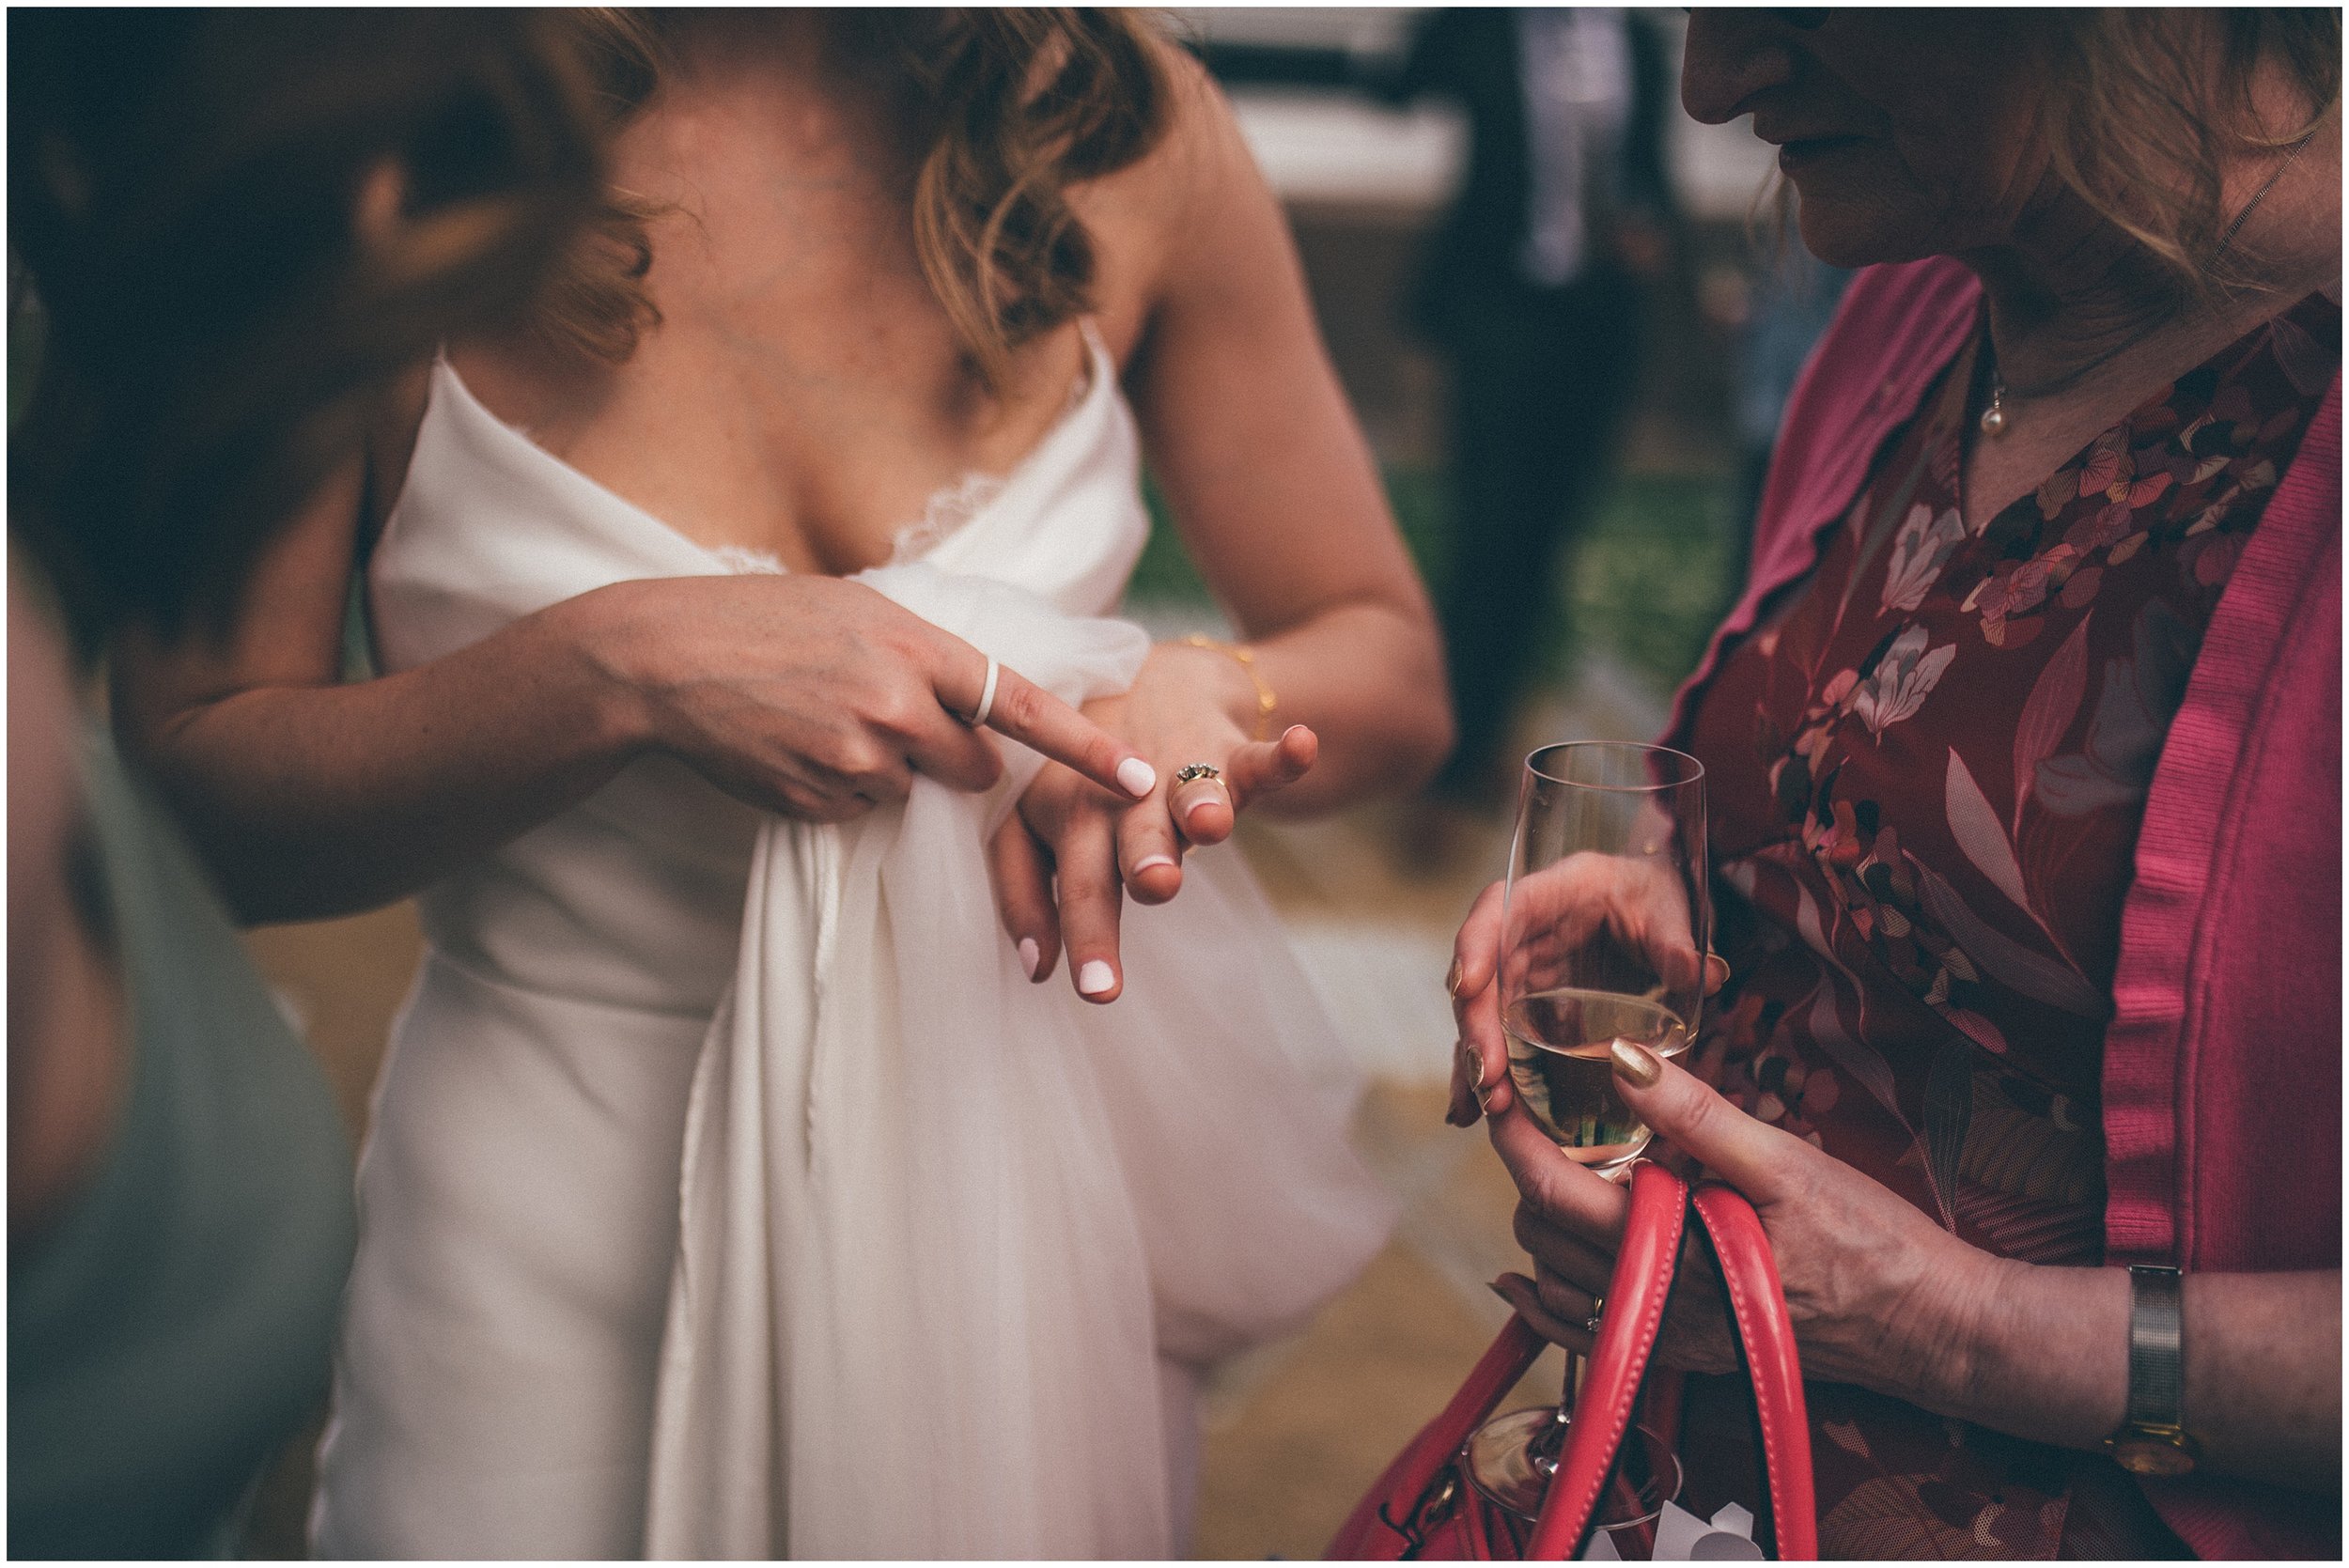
left=1447, top=741, right=1714, bottom=1531
left=1449, top=744, right=1718, bottom=1171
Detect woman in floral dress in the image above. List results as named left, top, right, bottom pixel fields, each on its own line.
left=1449, top=11, right=2339, bottom=1560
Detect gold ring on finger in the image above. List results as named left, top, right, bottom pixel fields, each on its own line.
left=1174, top=763, right=1222, bottom=784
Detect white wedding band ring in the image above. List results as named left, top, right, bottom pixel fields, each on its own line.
left=969, top=656, right=1001, bottom=728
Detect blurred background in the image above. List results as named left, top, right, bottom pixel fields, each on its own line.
left=230, top=9, right=1841, bottom=1555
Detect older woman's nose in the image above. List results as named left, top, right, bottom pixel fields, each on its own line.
left=1682, top=10, right=1800, bottom=126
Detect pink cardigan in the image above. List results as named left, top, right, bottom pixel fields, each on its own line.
left=1663, top=256, right=2341, bottom=1559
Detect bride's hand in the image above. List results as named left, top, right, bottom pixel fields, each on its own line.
left=988, top=641, right=1315, bottom=1002
left=585, top=574, right=1157, bottom=821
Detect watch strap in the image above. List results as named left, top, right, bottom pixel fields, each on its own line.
left=2123, top=1264, right=2186, bottom=1429
left=2108, top=1264, right=2198, bottom=1475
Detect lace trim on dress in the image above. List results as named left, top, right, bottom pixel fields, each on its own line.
left=884, top=324, right=1101, bottom=567
left=711, top=543, right=788, bottom=577
left=886, top=472, right=1009, bottom=566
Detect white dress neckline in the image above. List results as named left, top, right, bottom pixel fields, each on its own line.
left=426, top=320, right=1113, bottom=579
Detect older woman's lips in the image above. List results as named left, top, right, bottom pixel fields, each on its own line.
left=1777, top=136, right=1868, bottom=172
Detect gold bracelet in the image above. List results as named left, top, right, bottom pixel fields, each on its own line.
left=1180, top=633, right=1277, bottom=740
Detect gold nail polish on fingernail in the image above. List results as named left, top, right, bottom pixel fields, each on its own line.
left=1463, top=1040, right=1486, bottom=1091
left=1705, top=952, right=1732, bottom=991
left=1610, top=1036, right=1663, bottom=1088
left=1445, top=957, right=1463, bottom=996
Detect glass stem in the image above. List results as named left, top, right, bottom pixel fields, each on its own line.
left=1532, top=1348, right=1580, bottom=1477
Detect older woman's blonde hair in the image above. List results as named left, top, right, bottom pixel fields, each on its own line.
left=2044, top=9, right=2340, bottom=294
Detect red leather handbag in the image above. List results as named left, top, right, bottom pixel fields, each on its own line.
left=1327, top=1163, right=1816, bottom=1560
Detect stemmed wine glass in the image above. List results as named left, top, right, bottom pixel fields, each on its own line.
left=1462, top=741, right=1709, bottom=1537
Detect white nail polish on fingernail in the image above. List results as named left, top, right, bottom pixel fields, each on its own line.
left=1130, top=855, right=1176, bottom=875
left=1018, top=938, right=1040, bottom=979
left=1077, top=960, right=1116, bottom=996
left=1115, top=757, right=1157, bottom=798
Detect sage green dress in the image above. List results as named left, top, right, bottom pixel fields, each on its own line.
left=8, top=734, right=356, bottom=1558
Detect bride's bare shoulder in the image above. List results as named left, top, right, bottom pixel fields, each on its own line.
left=1075, top=36, right=1268, bottom=357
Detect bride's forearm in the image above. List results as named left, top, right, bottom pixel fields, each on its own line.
left=114, top=586, right=652, bottom=924
left=1237, top=598, right=1451, bottom=813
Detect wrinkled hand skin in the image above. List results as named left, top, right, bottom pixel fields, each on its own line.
left=1444, top=869, right=1723, bottom=1128
left=1470, top=993, right=2005, bottom=1419
left=1439, top=825, right=2018, bottom=1422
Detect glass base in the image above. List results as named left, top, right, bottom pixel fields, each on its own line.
left=1462, top=1406, right=1565, bottom=1521
left=1462, top=1407, right=1683, bottom=1531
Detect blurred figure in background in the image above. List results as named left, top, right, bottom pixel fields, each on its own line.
left=1383, top=8, right=1678, bottom=819
left=8, top=10, right=602, bottom=1555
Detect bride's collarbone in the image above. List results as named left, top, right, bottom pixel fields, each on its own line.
left=451, top=328, right=1095, bottom=574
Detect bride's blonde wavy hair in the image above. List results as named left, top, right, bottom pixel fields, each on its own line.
left=534, top=9, right=1171, bottom=382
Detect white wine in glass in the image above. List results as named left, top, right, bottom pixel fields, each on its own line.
left=1464, top=740, right=1708, bottom=1525
left=1504, top=988, right=1692, bottom=1178
left=1494, top=741, right=1708, bottom=1178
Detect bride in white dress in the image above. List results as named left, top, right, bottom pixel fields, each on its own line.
left=113, top=12, right=1451, bottom=1558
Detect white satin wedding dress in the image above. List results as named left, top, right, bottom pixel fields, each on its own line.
left=311, top=328, right=1395, bottom=1560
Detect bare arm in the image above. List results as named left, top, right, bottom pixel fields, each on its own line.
left=988, top=53, right=1453, bottom=1001
left=112, top=454, right=648, bottom=921
left=1124, top=52, right=1453, bottom=815
left=1966, top=1255, right=2338, bottom=1492
left=1496, top=1078, right=2341, bottom=1490
left=114, top=427, right=1158, bottom=926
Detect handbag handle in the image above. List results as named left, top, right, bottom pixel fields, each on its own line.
left=1525, top=1165, right=1817, bottom=1561
left=1327, top=1315, right=1550, bottom=1559
left=1524, top=1161, right=1689, bottom=1559
left=1326, top=1164, right=1817, bottom=1561
left=1690, top=1183, right=1816, bottom=1560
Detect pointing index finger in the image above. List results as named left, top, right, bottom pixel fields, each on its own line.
left=953, top=656, right=1155, bottom=800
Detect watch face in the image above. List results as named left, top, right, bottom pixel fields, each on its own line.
left=2111, top=1437, right=2197, bottom=1478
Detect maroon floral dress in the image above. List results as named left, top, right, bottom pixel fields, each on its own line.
left=1675, top=294, right=2340, bottom=1559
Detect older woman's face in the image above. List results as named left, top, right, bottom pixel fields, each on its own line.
left=1682, top=9, right=2055, bottom=268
